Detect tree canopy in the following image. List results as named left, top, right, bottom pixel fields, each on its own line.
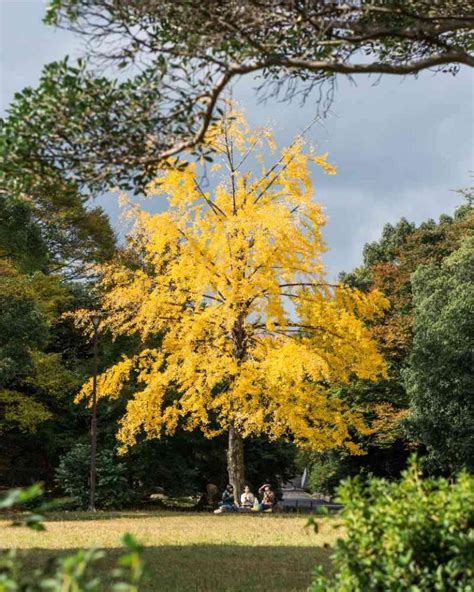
left=404, top=235, right=474, bottom=473
left=1, top=1, right=472, bottom=195
left=303, top=198, right=474, bottom=492
left=46, top=0, right=474, bottom=146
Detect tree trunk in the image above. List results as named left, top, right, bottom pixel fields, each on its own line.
left=89, top=324, right=99, bottom=512
left=228, top=314, right=246, bottom=501
left=227, top=427, right=245, bottom=501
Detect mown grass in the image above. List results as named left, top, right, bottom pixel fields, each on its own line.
left=1, top=511, right=338, bottom=591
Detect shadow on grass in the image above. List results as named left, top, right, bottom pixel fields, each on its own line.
left=1, top=510, right=158, bottom=522
left=16, top=544, right=332, bottom=591
left=6, top=510, right=331, bottom=522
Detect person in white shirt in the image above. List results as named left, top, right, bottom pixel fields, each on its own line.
left=240, top=485, right=255, bottom=511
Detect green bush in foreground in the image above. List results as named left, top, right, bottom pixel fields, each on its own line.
left=311, top=458, right=474, bottom=591
left=0, top=485, right=145, bottom=592
left=0, top=534, right=144, bottom=592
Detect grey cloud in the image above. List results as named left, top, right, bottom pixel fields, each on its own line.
left=1, top=0, right=81, bottom=113
left=2, top=1, right=472, bottom=280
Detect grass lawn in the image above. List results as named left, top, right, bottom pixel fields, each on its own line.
left=0, top=511, right=338, bottom=591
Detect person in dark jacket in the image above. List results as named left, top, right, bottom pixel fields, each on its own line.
left=214, top=484, right=237, bottom=513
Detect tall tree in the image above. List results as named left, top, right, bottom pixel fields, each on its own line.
left=0, top=121, right=116, bottom=481
left=314, top=200, right=474, bottom=486
left=74, top=113, right=388, bottom=496
left=0, top=258, right=81, bottom=440
left=404, top=235, right=474, bottom=473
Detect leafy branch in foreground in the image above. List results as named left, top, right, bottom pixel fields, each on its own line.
left=0, top=483, right=46, bottom=531
left=0, top=485, right=146, bottom=591
left=2, top=1, right=472, bottom=194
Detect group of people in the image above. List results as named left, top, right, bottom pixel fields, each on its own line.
left=214, top=483, right=275, bottom=513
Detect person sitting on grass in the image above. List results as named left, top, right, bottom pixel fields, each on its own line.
left=214, top=484, right=238, bottom=513
left=258, top=483, right=275, bottom=512
left=240, top=485, right=255, bottom=511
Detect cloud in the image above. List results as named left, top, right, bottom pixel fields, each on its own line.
left=233, top=70, right=472, bottom=276
left=1, top=1, right=472, bottom=278
left=0, top=0, right=81, bottom=114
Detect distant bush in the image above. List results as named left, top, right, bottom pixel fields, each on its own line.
left=306, top=453, right=347, bottom=496
left=56, top=443, right=136, bottom=509
left=311, top=458, right=474, bottom=591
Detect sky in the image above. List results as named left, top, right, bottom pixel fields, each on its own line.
left=1, top=0, right=473, bottom=278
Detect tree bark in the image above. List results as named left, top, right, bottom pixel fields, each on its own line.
left=227, top=306, right=247, bottom=501
left=227, top=426, right=245, bottom=501
left=89, top=324, right=99, bottom=512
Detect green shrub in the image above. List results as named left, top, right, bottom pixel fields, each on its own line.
left=0, top=534, right=144, bottom=592
left=306, top=452, right=348, bottom=496
left=56, top=443, right=136, bottom=509
left=311, top=458, right=474, bottom=591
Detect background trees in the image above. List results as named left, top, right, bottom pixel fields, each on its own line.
left=303, top=197, right=473, bottom=491
left=404, top=235, right=474, bottom=473
left=1, top=172, right=471, bottom=498
left=0, top=99, right=116, bottom=484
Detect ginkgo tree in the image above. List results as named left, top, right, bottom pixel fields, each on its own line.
left=77, top=111, right=389, bottom=498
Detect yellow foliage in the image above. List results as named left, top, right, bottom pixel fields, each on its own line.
left=0, top=389, right=52, bottom=433
left=371, top=403, right=410, bottom=445
left=80, top=110, right=388, bottom=454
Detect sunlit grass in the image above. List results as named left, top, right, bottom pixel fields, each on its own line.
left=1, top=511, right=337, bottom=591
